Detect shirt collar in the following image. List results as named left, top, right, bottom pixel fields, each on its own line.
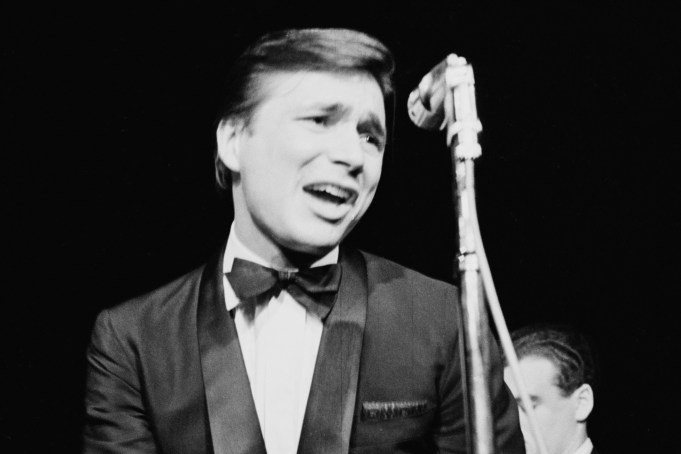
left=573, top=438, right=593, bottom=454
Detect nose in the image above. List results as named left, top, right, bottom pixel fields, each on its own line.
left=326, top=126, right=365, bottom=174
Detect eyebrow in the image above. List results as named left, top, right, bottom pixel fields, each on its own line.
left=308, top=102, right=348, bottom=114
left=304, top=102, right=387, bottom=142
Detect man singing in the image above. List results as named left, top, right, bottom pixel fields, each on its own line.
left=83, top=28, right=524, bottom=453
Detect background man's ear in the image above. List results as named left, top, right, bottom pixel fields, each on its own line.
left=216, top=119, right=242, bottom=172
left=574, top=383, right=594, bottom=422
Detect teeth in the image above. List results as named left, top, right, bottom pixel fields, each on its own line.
left=317, top=185, right=349, bottom=198
left=305, top=184, right=355, bottom=203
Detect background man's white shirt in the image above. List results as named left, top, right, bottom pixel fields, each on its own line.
left=573, top=438, right=594, bottom=454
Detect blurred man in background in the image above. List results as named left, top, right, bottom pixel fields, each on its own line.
left=505, top=325, right=599, bottom=454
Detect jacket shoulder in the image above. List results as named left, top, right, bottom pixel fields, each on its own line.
left=359, top=250, right=459, bottom=322
left=360, top=250, right=456, bottom=292
left=95, top=263, right=208, bottom=334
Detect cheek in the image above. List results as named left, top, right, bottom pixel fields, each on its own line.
left=364, top=155, right=384, bottom=190
left=360, top=162, right=382, bottom=212
left=530, top=407, right=557, bottom=435
left=239, top=166, right=291, bottom=221
left=240, top=146, right=294, bottom=193
left=516, top=411, right=530, bottom=437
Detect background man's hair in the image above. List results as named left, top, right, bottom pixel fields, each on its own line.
left=214, top=28, right=396, bottom=191
left=510, top=324, right=598, bottom=397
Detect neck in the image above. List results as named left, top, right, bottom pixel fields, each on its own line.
left=231, top=219, right=333, bottom=269
left=560, top=425, right=588, bottom=454
left=278, top=246, right=334, bottom=269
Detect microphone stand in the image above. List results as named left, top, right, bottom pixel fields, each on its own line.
left=441, top=55, right=494, bottom=454
left=409, top=54, right=549, bottom=454
left=440, top=55, right=550, bottom=454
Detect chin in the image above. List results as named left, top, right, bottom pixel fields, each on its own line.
left=290, top=235, right=342, bottom=255
left=284, top=225, right=347, bottom=254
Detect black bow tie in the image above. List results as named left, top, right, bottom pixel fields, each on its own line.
left=226, top=258, right=342, bottom=320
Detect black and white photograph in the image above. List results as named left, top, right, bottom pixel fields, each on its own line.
left=5, top=1, right=678, bottom=453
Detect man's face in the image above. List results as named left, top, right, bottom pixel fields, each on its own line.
left=504, top=356, right=582, bottom=454
left=218, top=71, right=386, bottom=263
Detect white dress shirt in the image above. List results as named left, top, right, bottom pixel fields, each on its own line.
left=574, top=437, right=594, bottom=454
left=222, top=225, right=338, bottom=454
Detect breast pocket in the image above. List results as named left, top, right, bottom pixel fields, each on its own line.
left=350, top=400, right=436, bottom=452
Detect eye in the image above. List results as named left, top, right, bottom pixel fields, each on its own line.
left=304, top=115, right=330, bottom=126
left=360, top=133, right=385, bottom=151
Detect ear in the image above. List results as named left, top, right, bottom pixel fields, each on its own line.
left=216, top=119, right=243, bottom=172
left=573, top=383, right=594, bottom=422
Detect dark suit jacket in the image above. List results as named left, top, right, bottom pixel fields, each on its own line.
left=83, top=247, right=524, bottom=453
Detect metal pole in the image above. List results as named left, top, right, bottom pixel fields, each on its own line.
left=444, top=55, right=494, bottom=454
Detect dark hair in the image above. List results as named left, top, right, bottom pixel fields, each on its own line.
left=510, top=324, right=598, bottom=397
left=214, top=28, right=396, bottom=191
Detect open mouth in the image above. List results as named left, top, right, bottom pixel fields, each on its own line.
left=303, top=183, right=358, bottom=205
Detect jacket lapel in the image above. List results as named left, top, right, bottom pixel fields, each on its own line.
left=197, top=248, right=266, bottom=454
left=297, top=247, right=368, bottom=454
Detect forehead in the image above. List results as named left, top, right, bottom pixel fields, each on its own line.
left=252, top=71, right=386, bottom=122
left=517, top=355, right=562, bottom=395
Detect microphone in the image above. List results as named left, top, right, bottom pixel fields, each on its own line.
left=407, top=54, right=470, bottom=130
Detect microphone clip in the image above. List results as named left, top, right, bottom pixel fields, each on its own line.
left=408, top=54, right=482, bottom=160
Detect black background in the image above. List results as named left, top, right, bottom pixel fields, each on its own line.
left=4, top=1, right=679, bottom=452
